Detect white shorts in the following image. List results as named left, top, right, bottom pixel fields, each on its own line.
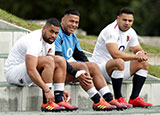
left=5, top=63, right=33, bottom=86
left=98, top=61, right=131, bottom=81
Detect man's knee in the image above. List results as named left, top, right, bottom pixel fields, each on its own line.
left=43, top=56, right=55, bottom=69
left=141, top=61, right=149, bottom=70
left=114, top=58, right=125, bottom=71
left=54, top=56, right=66, bottom=67
left=76, top=62, right=88, bottom=71
left=137, top=61, right=149, bottom=71
left=86, top=62, right=98, bottom=70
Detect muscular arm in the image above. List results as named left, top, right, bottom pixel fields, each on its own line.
left=26, top=54, right=49, bottom=92
left=129, top=44, right=143, bottom=54
left=73, top=47, right=89, bottom=62
left=106, top=43, right=138, bottom=61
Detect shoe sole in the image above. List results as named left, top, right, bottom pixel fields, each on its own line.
left=61, top=108, right=78, bottom=112
left=41, top=107, right=62, bottom=112
left=132, top=105, right=152, bottom=108
left=92, top=107, right=114, bottom=111
left=114, top=106, right=127, bottom=111
left=116, top=108, right=124, bottom=111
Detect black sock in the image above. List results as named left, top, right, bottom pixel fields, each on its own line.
left=91, top=93, right=101, bottom=104
left=111, top=78, right=123, bottom=99
left=103, top=92, right=113, bottom=102
left=130, top=74, right=146, bottom=100
left=42, top=87, right=51, bottom=104
left=54, top=90, right=63, bottom=103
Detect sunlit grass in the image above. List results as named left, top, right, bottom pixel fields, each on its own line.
left=0, top=8, right=41, bottom=31
left=149, top=65, right=160, bottom=78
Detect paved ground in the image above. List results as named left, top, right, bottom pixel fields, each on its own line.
left=1, top=106, right=160, bottom=115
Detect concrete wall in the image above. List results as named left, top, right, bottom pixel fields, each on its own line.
left=0, top=79, right=159, bottom=111
left=0, top=58, right=6, bottom=82
left=0, top=31, right=29, bottom=55
left=140, top=36, right=160, bottom=48
left=148, top=54, right=160, bottom=65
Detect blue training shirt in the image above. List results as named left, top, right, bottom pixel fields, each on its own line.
left=55, top=27, right=83, bottom=61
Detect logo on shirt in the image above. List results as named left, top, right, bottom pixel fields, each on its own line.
left=119, top=45, right=125, bottom=51
left=48, top=48, right=52, bottom=53
left=67, top=48, right=73, bottom=58
left=127, top=36, right=130, bottom=42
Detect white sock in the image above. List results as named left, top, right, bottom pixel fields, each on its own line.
left=99, top=86, right=111, bottom=96
left=54, top=83, right=64, bottom=91
left=111, top=70, right=124, bottom=79
left=87, top=87, right=98, bottom=98
left=46, top=83, right=52, bottom=88
left=136, top=69, right=148, bottom=77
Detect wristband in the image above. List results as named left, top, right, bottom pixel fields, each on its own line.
left=75, top=70, right=86, bottom=78
left=136, top=51, right=142, bottom=55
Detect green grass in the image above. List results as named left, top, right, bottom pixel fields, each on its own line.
left=77, top=34, right=97, bottom=40
left=79, top=41, right=95, bottom=53
left=149, top=65, right=160, bottom=78
left=0, top=8, right=41, bottom=31
left=141, top=43, right=160, bottom=53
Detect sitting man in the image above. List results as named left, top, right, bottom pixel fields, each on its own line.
left=92, top=7, right=152, bottom=107
left=4, top=17, right=77, bottom=112
left=55, top=8, right=127, bottom=111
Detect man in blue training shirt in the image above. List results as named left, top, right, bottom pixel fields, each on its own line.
left=55, top=8, right=127, bottom=111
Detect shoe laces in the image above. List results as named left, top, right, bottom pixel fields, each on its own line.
left=119, top=97, right=128, bottom=104
left=135, top=97, right=144, bottom=102
left=64, top=101, right=72, bottom=106
left=98, top=99, right=110, bottom=106
left=59, top=100, right=72, bottom=106
left=43, top=102, right=59, bottom=110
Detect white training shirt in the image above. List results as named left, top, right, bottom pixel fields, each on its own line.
left=92, top=20, right=139, bottom=64
left=4, top=29, right=55, bottom=72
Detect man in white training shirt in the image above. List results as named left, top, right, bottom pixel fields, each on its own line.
left=4, top=17, right=77, bottom=112
left=92, top=8, right=152, bottom=107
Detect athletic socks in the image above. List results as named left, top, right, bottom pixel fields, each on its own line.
left=130, top=74, right=146, bottom=100
left=54, top=91, right=63, bottom=103
left=111, top=78, right=123, bottom=99
left=87, top=87, right=100, bottom=103
left=99, top=86, right=113, bottom=102
left=91, top=93, right=101, bottom=103
left=103, top=93, right=113, bottom=102
left=54, top=83, right=64, bottom=103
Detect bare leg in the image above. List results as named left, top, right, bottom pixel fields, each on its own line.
left=37, top=56, right=55, bottom=83
left=53, top=56, right=66, bottom=83
left=37, top=56, right=55, bottom=104
left=65, top=62, right=94, bottom=91
left=85, top=62, right=108, bottom=90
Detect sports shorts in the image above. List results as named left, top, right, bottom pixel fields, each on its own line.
left=5, top=62, right=33, bottom=86
left=98, top=61, right=131, bottom=81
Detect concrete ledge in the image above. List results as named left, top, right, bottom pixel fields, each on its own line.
left=0, top=82, right=92, bottom=111
left=0, top=78, right=160, bottom=111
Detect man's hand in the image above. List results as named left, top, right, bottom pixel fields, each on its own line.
left=63, top=90, right=71, bottom=102
left=77, top=72, right=93, bottom=86
left=45, top=90, right=55, bottom=103
left=136, top=51, right=148, bottom=62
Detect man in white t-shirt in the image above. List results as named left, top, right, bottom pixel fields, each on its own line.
left=92, top=8, right=152, bottom=107
left=4, top=17, right=77, bottom=112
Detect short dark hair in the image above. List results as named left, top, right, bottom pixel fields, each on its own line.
left=45, top=17, right=60, bottom=27
left=64, top=8, right=80, bottom=17
left=119, top=8, right=134, bottom=16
